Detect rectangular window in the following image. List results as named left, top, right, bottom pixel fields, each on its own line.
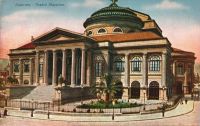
left=114, top=61, right=124, bottom=72
left=95, top=62, right=102, bottom=77
left=39, top=64, right=43, bottom=77
left=149, top=61, right=160, bottom=72
left=13, top=63, right=19, bottom=72
left=131, top=61, right=141, bottom=72
left=24, top=63, right=30, bottom=73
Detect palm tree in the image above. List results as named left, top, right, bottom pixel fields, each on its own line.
left=91, top=74, right=121, bottom=103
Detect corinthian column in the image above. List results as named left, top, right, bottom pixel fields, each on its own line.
left=29, top=58, right=33, bottom=85
left=44, top=50, right=49, bottom=85
left=52, top=50, right=57, bottom=86
left=19, top=58, right=23, bottom=85
left=62, top=49, right=67, bottom=80
left=71, top=49, right=76, bottom=87
left=184, top=65, right=188, bottom=93
left=162, top=52, right=167, bottom=87
left=35, top=51, right=39, bottom=85
left=142, top=53, right=147, bottom=87
left=81, top=48, right=86, bottom=85
left=124, top=53, right=129, bottom=87
left=86, top=51, right=91, bottom=86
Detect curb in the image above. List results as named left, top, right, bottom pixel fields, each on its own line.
left=4, top=101, right=195, bottom=122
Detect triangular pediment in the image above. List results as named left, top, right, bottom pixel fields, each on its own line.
left=32, top=27, right=85, bottom=43
left=49, top=35, right=74, bottom=41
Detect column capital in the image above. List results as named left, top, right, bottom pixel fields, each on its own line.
left=61, top=48, right=66, bottom=52
left=35, top=50, right=40, bottom=53
left=125, top=53, right=129, bottom=57
left=52, top=49, right=57, bottom=52
left=44, top=50, right=50, bottom=53
left=71, top=48, right=76, bottom=51
left=143, top=52, right=148, bottom=55
left=162, top=51, right=167, bottom=55
left=82, top=48, right=86, bottom=51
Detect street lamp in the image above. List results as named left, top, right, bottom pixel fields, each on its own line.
left=112, top=100, right=115, bottom=120
left=81, top=84, right=84, bottom=105
left=143, top=92, right=146, bottom=111
left=57, top=90, right=61, bottom=111
left=31, top=99, right=34, bottom=117
left=4, top=93, right=8, bottom=107
left=163, top=87, right=165, bottom=103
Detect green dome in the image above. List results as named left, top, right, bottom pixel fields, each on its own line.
left=83, top=3, right=143, bottom=28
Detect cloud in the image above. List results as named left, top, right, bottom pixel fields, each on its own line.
left=0, top=9, right=85, bottom=58
left=2, top=10, right=53, bottom=22
left=70, top=0, right=105, bottom=8
left=157, top=17, right=200, bottom=63
left=144, top=0, right=188, bottom=10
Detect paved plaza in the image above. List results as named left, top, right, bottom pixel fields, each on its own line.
left=0, top=98, right=199, bottom=126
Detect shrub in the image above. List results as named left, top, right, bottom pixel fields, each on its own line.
left=7, top=76, right=19, bottom=85
left=77, top=100, right=142, bottom=109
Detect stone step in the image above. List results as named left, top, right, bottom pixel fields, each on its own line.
left=22, top=85, right=55, bottom=102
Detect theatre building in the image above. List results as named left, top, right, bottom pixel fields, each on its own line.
left=8, top=1, right=196, bottom=102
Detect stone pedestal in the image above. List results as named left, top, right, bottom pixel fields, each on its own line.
left=140, top=88, right=147, bottom=101
left=122, top=87, right=129, bottom=100
left=159, top=88, right=167, bottom=100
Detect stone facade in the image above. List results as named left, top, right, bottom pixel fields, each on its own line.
left=8, top=2, right=196, bottom=101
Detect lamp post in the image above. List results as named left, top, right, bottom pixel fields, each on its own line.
left=31, top=99, right=34, bottom=117
left=58, top=90, right=61, bottom=111
left=143, top=92, right=146, bottom=111
left=112, top=100, right=115, bottom=120
left=4, top=93, right=8, bottom=107
left=81, top=84, right=84, bottom=105
left=163, top=87, right=165, bottom=103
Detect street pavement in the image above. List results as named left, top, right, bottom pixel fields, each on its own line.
left=0, top=99, right=199, bottom=126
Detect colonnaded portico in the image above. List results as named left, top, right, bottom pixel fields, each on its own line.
left=34, top=48, right=90, bottom=87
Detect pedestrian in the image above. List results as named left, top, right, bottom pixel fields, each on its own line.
left=47, top=110, right=50, bottom=119
left=3, top=109, right=7, bottom=117
left=162, top=107, right=165, bottom=117
left=181, top=98, right=183, bottom=104
left=185, top=99, right=188, bottom=104
left=31, top=109, right=34, bottom=117
left=162, top=104, right=165, bottom=117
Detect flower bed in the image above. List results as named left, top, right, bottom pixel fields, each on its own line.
left=77, top=100, right=142, bottom=109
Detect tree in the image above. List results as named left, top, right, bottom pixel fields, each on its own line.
left=91, top=74, right=121, bottom=103
left=0, top=78, right=5, bottom=88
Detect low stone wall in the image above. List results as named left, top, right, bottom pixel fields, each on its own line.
left=54, top=86, right=95, bottom=104
left=6, top=85, right=36, bottom=99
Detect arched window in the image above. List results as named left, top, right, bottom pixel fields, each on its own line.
left=113, top=27, right=123, bottom=33
left=95, top=56, right=104, bottom=77
left=149, top=81, right=159, bottom=99
left=131, top=56, right=142, bottom=72
left=149, top=55, right=160, bottom=72
left=177, top=63, right=184, bottom=75
left=131, top=81, right=140, bottom=98
left=87, top=31, right=93, bottom=36
left=114, top=56, right=125, bottom=72
left=97, top=28, right=107, bottom=34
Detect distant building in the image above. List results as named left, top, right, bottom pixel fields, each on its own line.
left=8, top=1, right=196, bottom=101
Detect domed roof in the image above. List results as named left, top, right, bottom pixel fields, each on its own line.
left=83, top=2, right=143, bottom=28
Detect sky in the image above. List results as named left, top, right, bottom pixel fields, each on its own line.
left=0, top=0, right=200, bottom=63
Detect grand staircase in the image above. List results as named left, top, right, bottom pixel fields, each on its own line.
left=22, top=85, right=55, bottom=102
